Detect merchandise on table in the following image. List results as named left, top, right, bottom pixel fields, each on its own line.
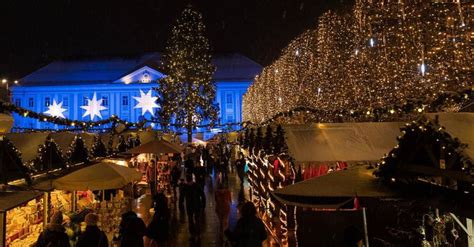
left=6, top=197, right=44, bottom=247
left=95, top=191, right=130, bottom=241
left=50, top=190, right=72, bottom=212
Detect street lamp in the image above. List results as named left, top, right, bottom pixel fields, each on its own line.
left=1, top=79, right=8, bottom=91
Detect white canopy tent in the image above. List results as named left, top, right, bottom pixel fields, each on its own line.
left=52, top=162, right=142, bottom=191
left=284, top=122, right=404, bottom=163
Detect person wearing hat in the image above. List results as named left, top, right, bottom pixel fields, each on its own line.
left=36, top=211, right=71, bottom=247
left=76, top=213, right=108, bottom=247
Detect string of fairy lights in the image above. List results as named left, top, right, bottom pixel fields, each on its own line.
left=243, top=0, right=472, bottom=124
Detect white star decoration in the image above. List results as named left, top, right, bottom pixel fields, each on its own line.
left=81, top=93, right=107, bottom=120
left=44, top=99, right=67, bottom=118
left=133, top=89, right=159, bottom=116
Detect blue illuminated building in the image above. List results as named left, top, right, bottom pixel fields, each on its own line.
left=11, top=53, right=261, bottom=133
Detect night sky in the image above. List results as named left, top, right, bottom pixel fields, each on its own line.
left=0, top=0, right=351, bottom=79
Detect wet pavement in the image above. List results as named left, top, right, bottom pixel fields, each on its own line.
left=167, top=170, right=273, bottom=247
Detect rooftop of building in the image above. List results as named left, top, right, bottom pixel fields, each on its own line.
left=17, top=52, right=262, bottom=86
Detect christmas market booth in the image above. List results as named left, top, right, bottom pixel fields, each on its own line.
left=272, top=165, right=396, bottom=247
left=373, top=113, right=474, bottom=247
left=239, top=122, right=404, bottom=246
left=0, top=191, right=46, bottom=247
left=48, top=161, right=142, bottom=244
left=126, top=138, right=183, bottom=196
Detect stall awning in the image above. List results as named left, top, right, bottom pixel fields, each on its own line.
left=273, top=166, right=397, bottom=208
left=0, top=191, right=43, bottom=212
left=52, top=162, right=141, bottom=190
left=49, top=132, right=97, bottom=156
left=284, top=122, right=404, bottom=163
left=425, top=113, right=474, bottom=160
left=126, top=139, right=183, bottom=154
left=5, top=133, right=50, bottom=163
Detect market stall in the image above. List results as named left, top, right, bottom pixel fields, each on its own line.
left=0, top=191, right=45, bottom=247
left=51, top=161, right=142, bottom=243
left=126, top=138, right=183, bottom=196
left=272, top=165, right=396, bottom=246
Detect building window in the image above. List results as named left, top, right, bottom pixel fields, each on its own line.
left=122, top=96, right=129, bottom=106
left=227, top=115, right=233, bottom=123
left=141, top=72, right=151, bottom=83
left=28, top=98, right=34, bottom=107
left=83, top=97, right=88, bottom=105
left=14, top=98, right=21, bottom=107
left=102, top=96, right=108, bottom=106
left=62, top=97, right=68, bottom=107
left=226, top=94, right=233, bottom=104
left=45, top=97, right=50, bottom=107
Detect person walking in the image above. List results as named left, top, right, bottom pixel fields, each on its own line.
left=215, top=179, right=232, bottom=234
left=147, top=159, right=157, bottom=195
left=36, top=211, right=70, bottom=247
left=235, top=153, right=246, bottom=186
left=170, top=161, right=181, bottom=200
left=145, top=193, right=170, bottom=247
left=76, top=213, right=108, bottom=247
left=118, top=211, right=146, bottom=247
left=225, top=202, right=267, bottom=247
left=183, top=175, right=206, bottom=240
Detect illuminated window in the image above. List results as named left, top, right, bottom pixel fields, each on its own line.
left=227, top=115, right=233, bottom=123
left=28, top=98, right=34, bottom=107
left=122, top=96, right=129, bottom=106
left=45, top=97, right=50, bottom=107
left=141, top=72, right=151, bottom=83
left=102, top=96, right=108, bottom=106
left=226, top=94, right=233, bottom=104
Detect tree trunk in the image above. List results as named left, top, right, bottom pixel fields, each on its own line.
left=187, top=81, right=193, bottom=143
left=187, top=122, right=192, bottom=143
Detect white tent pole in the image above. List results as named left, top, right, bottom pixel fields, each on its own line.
left=467, top=218, right=474, bottom=247
left=363, top=207, right=369, bottom=247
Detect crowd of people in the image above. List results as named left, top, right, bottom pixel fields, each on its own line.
left=34, top=142, right=267, bottom=247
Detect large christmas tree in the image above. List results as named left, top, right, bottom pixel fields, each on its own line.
left=157, top=5, right=218, bottom=142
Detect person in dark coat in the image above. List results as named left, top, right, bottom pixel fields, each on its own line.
left=170, top=162, right=181, bottom=199
left=146, top=193, right=170, bottom=246
left=235, top=153, right=246, bottom=186
left=225, top=202, right=267, bottom=247
left=76, top=213, right=107, bottom=247
left=119, top=211, right=146, bottom=247
left=183, top=175, right=206, bottom=238
left=36, top=211, right=71, bottom=247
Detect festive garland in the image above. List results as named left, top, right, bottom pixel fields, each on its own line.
left=0, top=99, right=245, bottom=131
left=33, top=136, right=67, bottom=173
left=91, top=135, right=108, bottom=158
left=375, top=116, right=474, bottom=191
left=67, top=135, right=89, bottom=165
left=247, top=89, right=473, bottom=127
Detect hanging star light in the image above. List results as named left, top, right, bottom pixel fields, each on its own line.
left=81, top=92, right=107, bottom=120
left=44, top=99, right=67, bottom=118
left=133, top=89, right=159, bottom=116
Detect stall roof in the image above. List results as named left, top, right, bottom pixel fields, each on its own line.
left=426, top=113, right=474, bottom=160
left=0, top=191, right=43, bottom=212
left=4, top=133, right=50, bottom=162
left=284, top=122, right=404, bottom=162
left=52, top=161, right=141, bottom=190
left=273, top=166, right=397, bottom=208
left=49, top=132, right=97, bottom=156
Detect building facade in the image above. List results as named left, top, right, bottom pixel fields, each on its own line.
left=11, top=53, right=261, bottom=132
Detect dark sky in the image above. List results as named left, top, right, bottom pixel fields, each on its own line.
left=0, top=0, right=351, bottom=79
